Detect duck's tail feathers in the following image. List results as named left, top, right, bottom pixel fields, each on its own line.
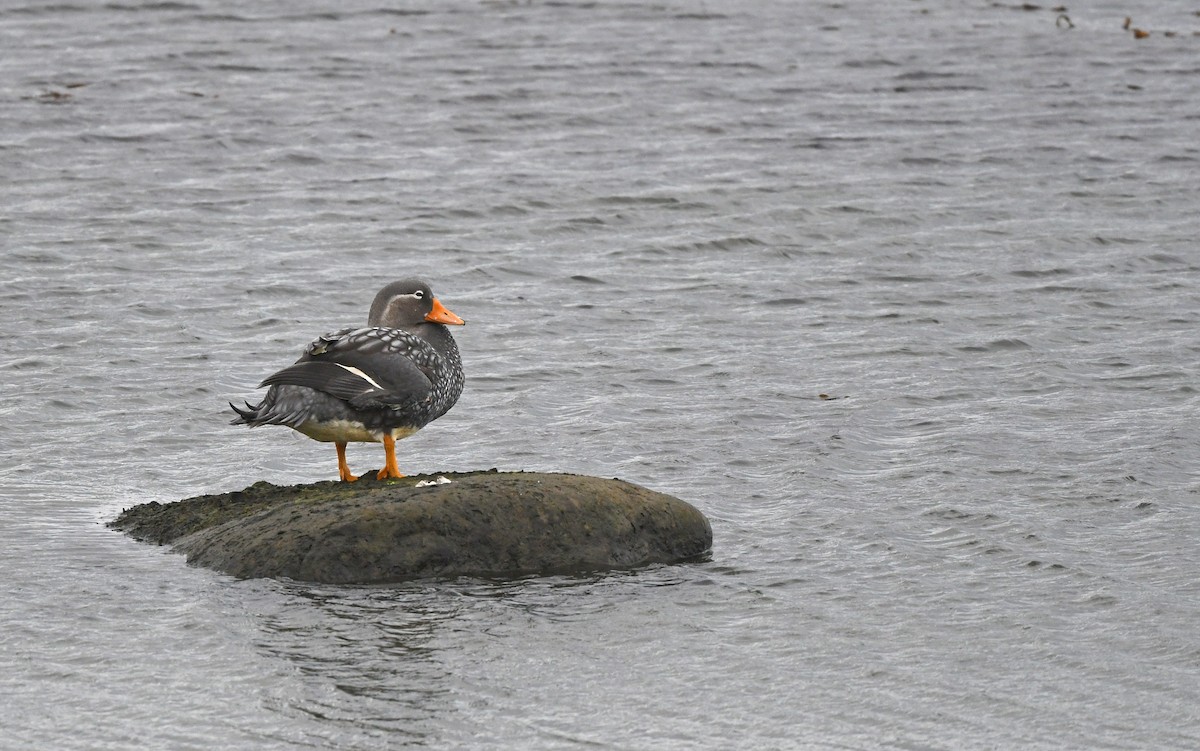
left=229, top=399, right=265, bottom=426
left=230, top=389, right=311, bottom=429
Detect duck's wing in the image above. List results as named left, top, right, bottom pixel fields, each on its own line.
left=259, top=327, right=436, bottom=411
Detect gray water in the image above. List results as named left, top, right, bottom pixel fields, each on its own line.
left=3, top=1, right=1199, bottom=748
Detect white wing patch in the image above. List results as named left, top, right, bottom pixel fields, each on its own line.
left=336, top=364, right=384, bottom=390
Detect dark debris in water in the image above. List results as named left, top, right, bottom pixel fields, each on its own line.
left=24, top=81, right=88, bottom=104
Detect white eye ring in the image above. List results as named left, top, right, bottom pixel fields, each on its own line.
left=413, top=290, right=425, bottom=299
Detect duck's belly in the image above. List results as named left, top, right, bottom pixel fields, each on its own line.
left=295, top=419, right=419, bottom=444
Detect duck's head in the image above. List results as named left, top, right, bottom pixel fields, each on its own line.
left=368, top=279, right=465, bottom=329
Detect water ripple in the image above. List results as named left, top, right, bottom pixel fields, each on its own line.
left=3, top=1, right=1200, bottom=749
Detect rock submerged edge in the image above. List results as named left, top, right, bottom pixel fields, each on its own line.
left=108, top=471, right=713, bottom=584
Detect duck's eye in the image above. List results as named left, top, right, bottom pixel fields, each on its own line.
left=413, top=290, right=425, bottom=299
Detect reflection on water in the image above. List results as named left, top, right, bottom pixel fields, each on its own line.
left=246, top=571, right=699, bottom=745
left=3, top=0, right=1200, bottom=748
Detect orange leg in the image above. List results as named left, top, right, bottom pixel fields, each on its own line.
left=377, top=434, right=405, bottom=480
left=336, top=442, right=358, bottom=483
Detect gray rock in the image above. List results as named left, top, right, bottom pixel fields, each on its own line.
left=109, top=471, right=712, bottom=584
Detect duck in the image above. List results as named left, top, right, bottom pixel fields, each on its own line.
left=230, top=279, right=465, bottom=482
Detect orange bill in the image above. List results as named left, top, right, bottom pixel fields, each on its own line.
left=425, top=297, right=465, bottom=325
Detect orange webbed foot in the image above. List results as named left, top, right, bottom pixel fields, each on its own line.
left=377, top=434, right=405, bottom=480
left=336, top=442, right=359, bottom=482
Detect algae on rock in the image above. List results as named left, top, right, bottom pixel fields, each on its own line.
left=110, top=471, right=712, bottom=584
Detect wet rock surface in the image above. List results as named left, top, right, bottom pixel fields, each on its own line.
left=109, top=471, right=713, bottom=584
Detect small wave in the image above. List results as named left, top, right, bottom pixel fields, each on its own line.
left=957, top=338, right=1033, bottom=353
left=596, top=195, right=682, bottom=206
left=683, top=236, right=767, bottom=252
left=843, top=57, right=900, bottom=68
left=1009, top=267, right=1073, bottom=278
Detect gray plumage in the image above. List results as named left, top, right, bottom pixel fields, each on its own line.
left=230, top=279, right=465, bottom=479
